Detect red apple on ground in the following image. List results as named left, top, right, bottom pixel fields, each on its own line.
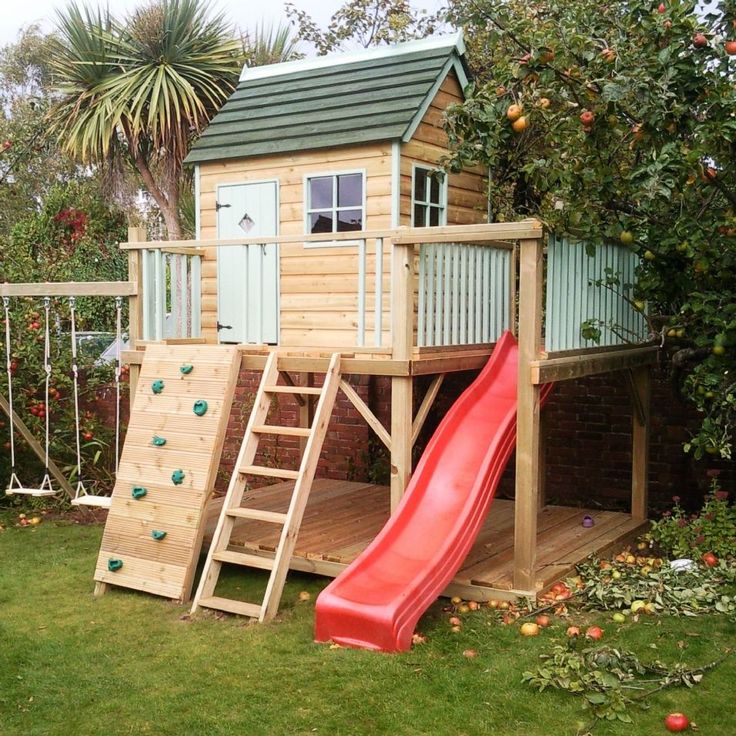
left=566, top=626, right=581, bottom=637
left=664, top=712, right=690, bottom=732
left=585, top=625, right=604, bottom=640
left=535, top=614, right=551, bottom=628
left=657, top=3, right=666, bottom=13
left=702, top=551, right=718, bottom=567
left=726, top=40, right=736, bottom=55
left=579, top=110, right=595, bottom=126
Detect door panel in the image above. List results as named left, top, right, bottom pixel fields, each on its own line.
left=216, top=181, right=279, bottom=344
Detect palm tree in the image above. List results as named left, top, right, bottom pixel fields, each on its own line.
left=48, top=0, right=242, bottom=239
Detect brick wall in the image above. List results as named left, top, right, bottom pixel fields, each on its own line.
left=201, top=364, right=735, bottom=513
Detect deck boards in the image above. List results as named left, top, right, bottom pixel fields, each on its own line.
left=215, top=479, right=644, bottom=596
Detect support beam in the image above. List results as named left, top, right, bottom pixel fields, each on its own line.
left=299, top=372, right=314, bottom=455
left=629, top=366, right=651, bottom=523
left=530, top=345, right=657, bottom=384
left=390, top=242, right=415, bottom=510
left=339, top=380, right=391, bottom=451
left=514, top=236, right=545, bottom=592
left=126, top=225, right=147, bottom=408
left=0, top=394, right=75, bottom=500
left=411, top=374, right=445, bottom=446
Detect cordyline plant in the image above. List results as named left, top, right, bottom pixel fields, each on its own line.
left=47, top=0, right=242, bottom=240
left=445, top=0, right=736, bottom=458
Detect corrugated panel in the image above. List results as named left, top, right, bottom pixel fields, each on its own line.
left=545, top=236, right=647, bottom=352
left=185, top=47, right=456, bottom=164
left=418, top=244, right=510, bottom=347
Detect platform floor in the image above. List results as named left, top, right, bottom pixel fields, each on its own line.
left=205, top=479, right=645, bottom=598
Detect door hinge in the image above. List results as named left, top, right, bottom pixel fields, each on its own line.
left=215, top=201, right=231, bottom=211
left=217, top=322, right=232, bottom=331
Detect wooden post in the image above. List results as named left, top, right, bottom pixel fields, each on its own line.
left=513, top=236, right=545, bottom=592
left=630, top=366, right=650, bottom=522
left=299, top=372, right=314, bottom=455
left=390, top=241, right=414, bottom=511
left=127, top=226, right=146, bottom=408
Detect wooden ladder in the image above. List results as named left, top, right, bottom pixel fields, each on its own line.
left=191, top=351, right=341, bottom=622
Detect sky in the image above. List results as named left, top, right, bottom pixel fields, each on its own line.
left=0, top=0, right=448, bottom=48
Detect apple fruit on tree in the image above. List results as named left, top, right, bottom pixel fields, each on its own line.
left=444, top=0, right=736, bottom=461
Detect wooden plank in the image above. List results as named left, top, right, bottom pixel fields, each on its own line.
left=513, top=236, right=545, bottom=592
left=94, top=344, right=240, bottom=601
left=630, top=366, right=651, bottom=523
left=411, top=374, right=444, bottom=446
left=531, top=345, right=658, bottom=384
left=339, top=379, right=391, bottom=450
left=0, top=393, right=75, bottom=500
left=390, top=241, right=415, bottom=510
left=391, top=221, right=541, bottom=245
left=0, top=281, right=136, bottom=297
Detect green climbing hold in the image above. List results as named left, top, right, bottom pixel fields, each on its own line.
left=151, top=379, right=165, bottom=394
left=151, top=530, right=167, bottom=541
left=180, top=364, right=193, bottom=375
left=151, top=435, right=167, bottom=447
left=131, top=486, right=147, bottom=499
left=171, top=469, right=185, bottom=485
left=193, top=399, right=208, bottom=416
left=107, top=558, right=123, bottom=572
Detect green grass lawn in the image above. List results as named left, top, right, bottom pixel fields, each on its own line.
left=1, top=510, right=734, bottom=736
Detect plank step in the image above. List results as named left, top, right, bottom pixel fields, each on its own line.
left=197, top=596, right=262, bottom=618
left=226, top=507, right=288, bottom=524
left=71, top=495, right=113, bottom=509
left=239, top=465, right=300, bottom=480
left=212, top=550, right=275, bottom=570
left=252, top=425, right=311, bottom=437
left=265, top=385, right=322, bottom=396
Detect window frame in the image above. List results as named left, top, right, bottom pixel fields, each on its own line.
left=303, top=169, right=367, bottom=238
left=410, top=163, right=448, bottom=228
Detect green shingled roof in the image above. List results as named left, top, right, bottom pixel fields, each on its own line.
left=185, top=34, right=468, bottom=165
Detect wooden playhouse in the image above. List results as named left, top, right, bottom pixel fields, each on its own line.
left=5, top=34, right=658, bottom=619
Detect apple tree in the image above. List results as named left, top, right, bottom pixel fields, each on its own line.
left=444, top=0, right=736, bottom=459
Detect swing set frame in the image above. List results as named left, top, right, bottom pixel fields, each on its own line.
left=1, top=281, right=135, bottom=504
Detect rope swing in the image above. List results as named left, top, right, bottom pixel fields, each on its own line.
left=71, top=296, right=122, bottom=509
left=4, top=296, right=56, bottom=497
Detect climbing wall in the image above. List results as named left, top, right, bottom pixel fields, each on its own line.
left=94, top=345, right=241, bottom=601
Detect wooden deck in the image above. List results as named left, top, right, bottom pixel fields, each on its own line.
left=204, top=479, right=646, bottom=599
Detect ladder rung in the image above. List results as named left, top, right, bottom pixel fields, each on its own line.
left=213, top=550, right=275, bottom=570
left=239, top=465, right=299, bottom=480
left=252, top=425, right=311, bottom=437
left=197, top=596, right=262, bottom=618
left=226, top=508, right=288, bottom=524
left=265, top=385, right=322, bottom=396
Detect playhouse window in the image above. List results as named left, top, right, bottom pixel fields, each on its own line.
left=412, top=166, right=446, bottom=227
left=307, top=173, right=364, bottom=234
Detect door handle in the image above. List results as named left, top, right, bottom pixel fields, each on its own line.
left=217, top=322, right=232, bottom=331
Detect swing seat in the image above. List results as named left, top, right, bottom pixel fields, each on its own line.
left=5, top=487, right=57, bottom=498
left=71, top=495, right=112, bottom=509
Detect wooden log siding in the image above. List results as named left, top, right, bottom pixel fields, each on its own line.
left=140, top=249, right=202, bottom=341
left=545, top=236, right=647, bottom=352
left=399, top=72, right=487, bottom=228
left=417, top=243, right=511, bottom=347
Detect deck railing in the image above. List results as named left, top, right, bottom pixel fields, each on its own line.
left=545, top=236, right=647, bottom=352
left=121, top=220, right=652, bottom=358
left=417, top=242, right=512, bottom=347
left=140, top=247, right=202, bottom=341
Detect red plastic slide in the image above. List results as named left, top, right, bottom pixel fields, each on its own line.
left=315, top=330, right=551, bottom=652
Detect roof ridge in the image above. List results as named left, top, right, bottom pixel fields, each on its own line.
left=238, top=31, right=465, bottom=83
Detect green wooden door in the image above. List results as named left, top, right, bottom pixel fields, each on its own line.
left=216, top=181, right=279, bottom=344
